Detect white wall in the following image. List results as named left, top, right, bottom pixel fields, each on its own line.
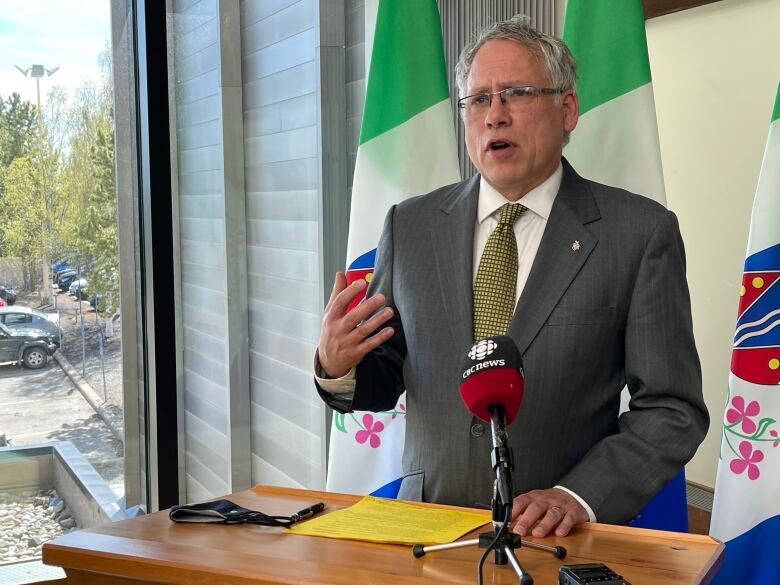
left=646, top=0, right=780, bottom=488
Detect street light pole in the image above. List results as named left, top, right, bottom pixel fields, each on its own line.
left=14, top=64, right=59, bottom=305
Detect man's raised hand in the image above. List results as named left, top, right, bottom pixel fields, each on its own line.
left=317, top=272, right=395, bottom=378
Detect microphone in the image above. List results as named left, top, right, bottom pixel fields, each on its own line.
left=412, top=337, right=563, bottom=585
left=459, top=336, right=524, bottom=424
left=459, top=336, right=524, bottom=508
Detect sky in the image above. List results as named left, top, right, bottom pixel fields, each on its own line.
left=0, top=0, right=111, bottom=108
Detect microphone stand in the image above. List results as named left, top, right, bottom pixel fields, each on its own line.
left=412, top=405, right=566, bottom=585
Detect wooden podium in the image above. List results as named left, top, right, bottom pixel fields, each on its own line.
left=43, top=485, right=724, bottom=584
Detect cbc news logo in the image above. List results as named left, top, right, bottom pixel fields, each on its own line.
left=468, top=339, right=497, bottom=361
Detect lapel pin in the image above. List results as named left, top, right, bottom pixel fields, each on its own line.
left=571, top=240, right=581, bottom=252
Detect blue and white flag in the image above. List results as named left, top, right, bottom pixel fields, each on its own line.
left=325, top=0, right=460, bottom=497
left=710, top=83, right=780, bottom=584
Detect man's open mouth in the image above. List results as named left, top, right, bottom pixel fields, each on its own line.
left=488, top=141, right=512, bottom=151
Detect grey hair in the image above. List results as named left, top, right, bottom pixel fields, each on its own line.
left=455, top=15, right=577, bottom=99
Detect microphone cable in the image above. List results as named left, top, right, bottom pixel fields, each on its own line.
left=476, top=503, right=512, bottom=585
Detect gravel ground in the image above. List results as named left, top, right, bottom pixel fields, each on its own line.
left=0, top=488, right=75, bottom=563
left=0, top=291, right=123, bottom=564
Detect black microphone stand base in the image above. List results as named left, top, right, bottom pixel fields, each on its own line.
left=415, top=405, right=566, bottom=583
left=412, top=530, right=566, bottom=585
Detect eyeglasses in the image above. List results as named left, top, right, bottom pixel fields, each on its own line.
left=457, top=85, right=563, bottom=113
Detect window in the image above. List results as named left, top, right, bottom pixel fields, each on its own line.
left=4, top=314, right=31, bottom=325
left=0, top=0, right=148, bottom=570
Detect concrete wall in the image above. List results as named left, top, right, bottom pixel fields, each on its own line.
left=0, top=443, right=126, bottom=528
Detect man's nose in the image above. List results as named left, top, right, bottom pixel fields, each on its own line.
left=485, top=94, right=510, bottom=127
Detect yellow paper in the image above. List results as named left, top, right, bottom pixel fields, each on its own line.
left=284, top=496, right=491, bottom=545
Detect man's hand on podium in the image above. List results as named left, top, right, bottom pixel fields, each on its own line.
left=511, top=488, right=589, bottom=537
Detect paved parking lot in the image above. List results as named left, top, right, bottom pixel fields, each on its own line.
left=0, top=361, right=123, bottom=494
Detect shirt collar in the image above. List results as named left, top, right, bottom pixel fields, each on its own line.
left=477, top=162, right=562, bottom=224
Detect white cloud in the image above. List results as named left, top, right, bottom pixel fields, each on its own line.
left=0, top=0, right=110, bottom=105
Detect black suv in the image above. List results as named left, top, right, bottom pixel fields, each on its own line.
left=0, top=322, right=59, bottom=369
left=0, top=286, right=15, bottom=305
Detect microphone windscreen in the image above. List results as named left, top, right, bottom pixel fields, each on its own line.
left=459, top=336, right=524, bottom=424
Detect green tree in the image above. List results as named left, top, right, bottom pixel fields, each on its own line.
left=54, top=52, right=119, bottom=314
left=83, top=122, right=119, bottom=314
left=0, top=93, right=38, bottom=259
left=0, top=154, right=47, bottom=289
left=0, top=93, right=37, bottom=168
left=0, top=51, right=119, bottom=312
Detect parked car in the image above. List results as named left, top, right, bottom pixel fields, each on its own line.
left=0, top=306, right=63, bottom=339
left=0, top=286, right=16, bottom=305
left=58, top=272, right=81, bottom=292
left=55, top=269, right=78, bottom=287
left=0, top=322, right=58, bottom=369
left=53, top=266, right=72, bottom=282
left=69, top=278, right=88, bottom=297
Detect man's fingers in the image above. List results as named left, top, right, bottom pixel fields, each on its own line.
left=342, top=292, right=388, bottom=331
left=356, top=326, right=395, bottom=354
left=326, top=278, right=368, bottom=317
left=511, top=489, right=588, bottom=537
left=327, top=272, right=347, bottom=305
left=554, top=511, right=579, bottom=537
left=351, top=306, right=394, bottom=341
left=511, top=500, right=546, bottom=536
left=511, top=494, right=531, bottom=519
left=530, top=506, right=566, bottom=538
left=318, top=284, right=393, bottom=377
left=324, top=326, right=394, bottom=377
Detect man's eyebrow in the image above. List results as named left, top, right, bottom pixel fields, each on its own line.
left=465, top=81, right=533, bottom=94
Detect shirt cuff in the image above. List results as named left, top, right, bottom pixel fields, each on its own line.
left=553, top=485, right=597, bottom=523
left=314, top=350, right=357, bottom=394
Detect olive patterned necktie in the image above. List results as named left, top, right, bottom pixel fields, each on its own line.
left=473, top=203, right=527, bottom=341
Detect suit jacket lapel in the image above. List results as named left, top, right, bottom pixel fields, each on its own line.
left=509, top=160, right=602, bottom=354
left=432, top=175, right=479, bottom=346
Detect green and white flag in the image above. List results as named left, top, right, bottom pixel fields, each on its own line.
left=563, top=0, right=691, bottom=532
left=563, top=0, right=666, bottom=205
left=326, top=0, right=460, bottom=496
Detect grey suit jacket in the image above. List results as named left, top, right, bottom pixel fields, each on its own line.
left=318, top=159, right=708, bottom=524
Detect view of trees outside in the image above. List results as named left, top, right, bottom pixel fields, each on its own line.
left=0, top=1, right=125, bottom=567
left=0, top=52, right=118, bottom=312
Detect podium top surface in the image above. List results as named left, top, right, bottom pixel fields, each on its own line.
left=43, top=485, right=724, bottom=585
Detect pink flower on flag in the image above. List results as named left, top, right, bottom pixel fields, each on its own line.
left=355, top=414, right=384, bottom=449
left=771, top=430, right=778, bottom=448
left=391, top=403, right=406, bottom=419
left=730, top=441, right=764, bottom=480
left=726, top=396, right=761, bottom=434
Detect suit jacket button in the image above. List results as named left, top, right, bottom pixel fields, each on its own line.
left=470, top=423, right=485, bottom=437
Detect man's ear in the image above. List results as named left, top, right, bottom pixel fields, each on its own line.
left=562, top=89, right=579, bottom=133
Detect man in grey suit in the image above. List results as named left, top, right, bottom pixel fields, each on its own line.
left=315, top=16, right=708, bottom=538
